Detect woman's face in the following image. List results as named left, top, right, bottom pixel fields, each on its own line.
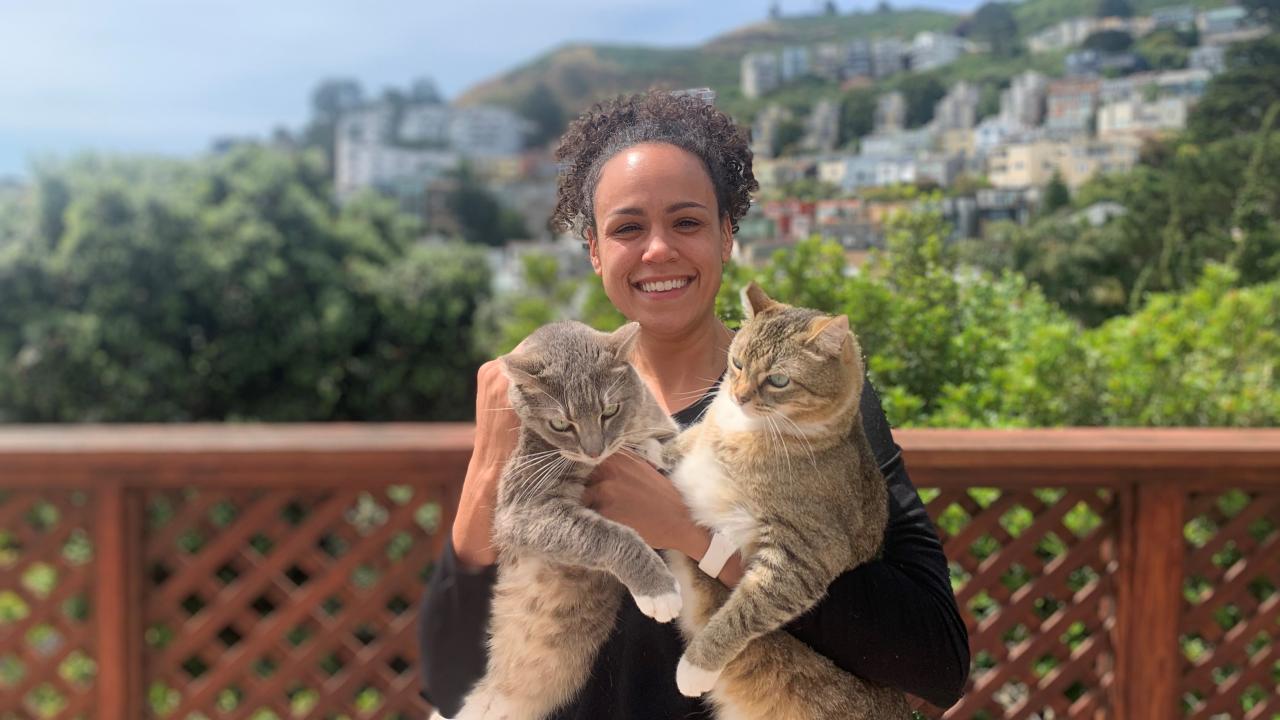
left=588, top=142, right=733, bottom=339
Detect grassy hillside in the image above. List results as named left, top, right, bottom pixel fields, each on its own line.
left=1012, top=0, right=1226, bottom=34
left=455, top=8, right=957, bottom=113
left=455, top=0, right=1230, bottom=136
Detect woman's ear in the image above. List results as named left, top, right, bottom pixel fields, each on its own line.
left=586, top=227, right=603, bottom=276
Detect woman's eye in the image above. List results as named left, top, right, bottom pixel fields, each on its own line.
left=766, top=374, right=790, bottom=388
left=676, top=218, right=701, bottom=229
left=601, top=402, right=620, bottom=419
left=549, top=418, right=572, bottom=432
left=613, top=224, right=641, bottom=235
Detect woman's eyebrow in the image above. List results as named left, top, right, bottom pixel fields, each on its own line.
left=666, top=201, right=707, bottom=213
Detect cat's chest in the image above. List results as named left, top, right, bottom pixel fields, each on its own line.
left=671, top=441, right=760, bottom=548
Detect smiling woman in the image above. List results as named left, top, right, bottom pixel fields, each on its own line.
left=418, top=90, right=970, bottom=720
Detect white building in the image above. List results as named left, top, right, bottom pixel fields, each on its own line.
left=861, top=127, right=935, bottom=157
left=910, top=32, right=966, bottom=72
left=802, top=99, right=842, bottom=153
left=973, top=115, right=1026, bottom=159
left=1190, top=45, right=1227, bottom=74
left=871, top=38, right=908, bottom=78
left=933, top=82, right=980, bottom=131
left=780, top=46, right=811, bottom=82
left=448, top=106, right=531, bottom=157
left=1097, top=97, right=1190, bottom=139
left=742, top=52, right=781, bottom=99
left=1001, top=71, right=1049, bottom=128
left=751, top=104, right=791, bottom=159
left=1027, top=17, right=1098, bottom=54
left=874, top=92, right=907, bottom=133
left=844, top=40, right=874, bottom=79
left=334, top=100, right=528, bottom=201
left=813, top=43, right=846, bottom=81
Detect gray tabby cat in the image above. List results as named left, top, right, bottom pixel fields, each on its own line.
left=450, top=321, right=682, bottom=720
left=667, top=283, right=910, bottom=719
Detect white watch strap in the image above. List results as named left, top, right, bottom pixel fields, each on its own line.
left=698, top=531, right=737, bottom=578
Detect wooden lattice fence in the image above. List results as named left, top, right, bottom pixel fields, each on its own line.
left=1, top=426, right=1278, bottom=720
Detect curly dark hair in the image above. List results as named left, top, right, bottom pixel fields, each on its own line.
left=550, top=90, right=758, bottom=239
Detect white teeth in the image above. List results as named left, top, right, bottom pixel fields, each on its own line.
left=638, top=277, right=690, bottom=293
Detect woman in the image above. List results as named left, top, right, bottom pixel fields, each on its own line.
left=418, top=91, right=969, bottom=719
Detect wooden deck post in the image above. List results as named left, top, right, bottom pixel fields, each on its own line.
left=95, top=482, right=145, bottom=720
left=1118, top=482, right=1185, bottom=720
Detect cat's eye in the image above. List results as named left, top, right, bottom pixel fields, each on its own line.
left=549, top=417, right=572, bottom=432
left=601, top=402, right=620, bottom=419
left=766, top=374, right=790, bottom=388
left=731, top=356, right=743, bottom=370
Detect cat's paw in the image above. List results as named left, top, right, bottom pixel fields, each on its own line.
left=639, top=438, right=668, bottom=470
left=676, top=654, right=722, bottom=697
left=631, top=586, right=682, bottom=623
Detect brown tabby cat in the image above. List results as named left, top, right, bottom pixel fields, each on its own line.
left=667, top=283, right=910, bottom=719
left=449, top=321, right=682, bottom=720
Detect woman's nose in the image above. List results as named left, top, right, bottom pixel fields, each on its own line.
left=641, top=231, right=678, bottom=264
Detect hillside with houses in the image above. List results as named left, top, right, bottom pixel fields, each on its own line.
left=324, top=0, right=1273, bottom=292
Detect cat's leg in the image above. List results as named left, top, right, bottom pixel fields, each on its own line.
left=455, top=559, right=621, bottom=720
left=497, top=504, right=681, bottom=622
left=675, top=534, right=838, bottom=697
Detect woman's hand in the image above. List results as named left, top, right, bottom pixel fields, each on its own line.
left=583, top=451, right=704, bottom=556
left=452, top=359, right=520, bottom=568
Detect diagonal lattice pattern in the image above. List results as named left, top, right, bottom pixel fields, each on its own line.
left=917, top=487, right=1121, bottom=719
left=1179, top=490, right=1280, bottom=720
left=0, top=490, right=97, bottom=720
left=142, top=484, right=446, bottom=720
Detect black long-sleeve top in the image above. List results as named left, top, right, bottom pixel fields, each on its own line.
left=418, top=379, right=970, bottom=718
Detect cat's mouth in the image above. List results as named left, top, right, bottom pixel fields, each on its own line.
left=631, top=274, right=695, bottom=297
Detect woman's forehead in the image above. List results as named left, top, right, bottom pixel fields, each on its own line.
left=594, top=144, right=715, bottom=211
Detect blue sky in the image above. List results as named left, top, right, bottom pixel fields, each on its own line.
left=0, top=0, right=979, bottom=178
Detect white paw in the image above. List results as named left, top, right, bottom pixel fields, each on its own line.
left=640, top=438, right=666, bottom=467
left=631, top=587, right=682, bottom=623
left=676, top=654, right=722, bottom=697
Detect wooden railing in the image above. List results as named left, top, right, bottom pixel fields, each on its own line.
left=1, top=426, right=1277, bottom=720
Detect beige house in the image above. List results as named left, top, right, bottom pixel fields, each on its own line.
left=987, top=140, right=1064, bottom=189
left=1056, top=137, right=1142, bottom=189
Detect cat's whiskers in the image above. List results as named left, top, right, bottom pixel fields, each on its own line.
left=764, top=413, right=796, bottom=487
left=506, top=448, right=566, bottom=473
left=766, top=409, right=819, bottom=471
left=521, top=454, right=573, bottom=501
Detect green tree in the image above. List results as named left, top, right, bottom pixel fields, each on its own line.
left=1042, top=173, right=1071, bottom=214
left=838, top=88, right=878, bottom=147
left=1082, top=30, right=1134, bottom=54
left=0, top=148, right=491, bottom=422
left=1136, top=28, right=1193, bottom=70
left=896, top=74, right=947, bottom=128
left=1083, top=265, right=1280, bottom=426
left=1095, top=0, right=1133, bottom=19
left=302, top=78, right=364, bottom=170
left=969, top=3, right=1021, bottom=58
left=1188, top=36, right=1280, bottom=143
left=1242, top=0, right=1280, bottom=22
left=517, top=82, right=566, bottom=149
left=447, top=165, right=529, bottom=246
left=772, top=117, right=807, bottom=156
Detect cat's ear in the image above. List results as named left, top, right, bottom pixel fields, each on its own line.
left=803, top=314, right=850, bottom=356
left=605, top=322, right=641, bottom=361
left=499, top=351, right=540, bottom=389
left=740, top=282, right=778, bottom=320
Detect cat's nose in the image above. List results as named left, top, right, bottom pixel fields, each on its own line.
left=734, top=392, right=752, bottom=406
